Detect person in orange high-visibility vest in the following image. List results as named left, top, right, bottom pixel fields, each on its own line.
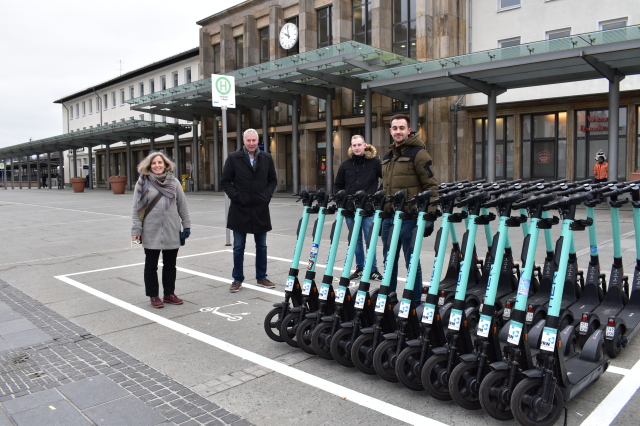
left=593, top=151, right=608, bottom=183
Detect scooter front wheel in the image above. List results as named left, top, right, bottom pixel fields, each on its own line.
left=478, top=369, right=513, bottom=420
left=296, top=318, right=317, bottom=355
left=311, top=321, right=334, bottom=360
left=280, top=312, right=300, bottom=348
left=330, top=328, right=355, bottom=367
left=511, top=377, right=564, bottom=426
left=373, top=339, right=400, bottom=382
left=263, top=307, right=285, bottom=342
left=395, top=346, right=424, bottom=391
left=449, top=360, right=481, bottom=410
left=352, top=333, right=376, bottom=375
left=421, top=353, right=452, bottom=401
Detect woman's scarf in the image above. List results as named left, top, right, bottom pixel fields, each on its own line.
left=135, top=172, right=177, bottom=221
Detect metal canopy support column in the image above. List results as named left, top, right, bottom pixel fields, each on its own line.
left=150, top=136, right=155, bottom=152
left=105, top=143, right=111, bottom=190
left=58, top=150, right=65, bottom=188
left=325, top=93, right=333, bottom=192
left=213, top=115, right=220, bottom=192
left=73, top=149, right=77, bottom=178
left=192, top=119, right=199, bottom=192
left=26, top=155, right=31, bottom=189
left=11, top=159, right=14, bottom=189
left=47, top=153, right=51, bottom=190
left=174, top=131, right=180, bottom=179
left=487, top=90, right=497, bottom=183
left=262, top=105, right=269, bottom=154
left=36, top=156, right=41, bottom=189
left=365, top=89, right=372, bottom=145
left=236, top=108, right=243, bottom=151
left=18, top=157, right=22, bottom=189
left=126, top=140, right=132, bottom=191
left=410, top=99, right=419, bottom=132
left=608, top=74, right=622, bottom=181
left=292, top=98, right=300, bottom=195
left=88, top=146, right=94, bottom=189
left=2, top=159, right=6, bottom=190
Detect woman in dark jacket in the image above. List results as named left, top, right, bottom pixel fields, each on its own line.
left=221, top=129, right=278, bottom=293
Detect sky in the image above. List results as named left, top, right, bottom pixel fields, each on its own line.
left=0, top=0, right=245, bottom=149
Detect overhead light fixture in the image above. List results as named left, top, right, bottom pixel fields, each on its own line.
left=310, top=99, right=318, bottom=106
left=274, top=106, right=283, bottom=112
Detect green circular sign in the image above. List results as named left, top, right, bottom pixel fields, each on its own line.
left=216, top=77, right=232, bottom=95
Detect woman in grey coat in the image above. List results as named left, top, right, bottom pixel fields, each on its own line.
left=131, top=152, right=191, bottom=308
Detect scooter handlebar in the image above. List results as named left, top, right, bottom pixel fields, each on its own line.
left=512, top=192, right=556, bottom=209
left=544, top=192, right=593, bottom=210
left=483, top=190, right=523, bottom=208
left=455, top=190, right=490, bottom=208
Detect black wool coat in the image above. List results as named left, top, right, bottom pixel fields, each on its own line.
left=221, top=148, right=278, bottom=234
left=333, top=144, right=382, bottom=195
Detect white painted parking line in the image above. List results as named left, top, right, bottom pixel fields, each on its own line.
left=54, top=274, right=447, bottom=426
left=606, top=365, right=630, bottom=376
left=174, top=266, right=282, bottom=297
left=580, top=358, right=640, bottom=426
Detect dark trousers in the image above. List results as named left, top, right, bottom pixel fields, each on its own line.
left=144, top=248, right=179, bottom=297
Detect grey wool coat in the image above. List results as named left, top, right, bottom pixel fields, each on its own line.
left=131, top=178, right=191, bottom=250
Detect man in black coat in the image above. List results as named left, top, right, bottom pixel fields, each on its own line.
left=221, top=128, right=278, bottom=293
left=334, top=135, right=382, bottom=281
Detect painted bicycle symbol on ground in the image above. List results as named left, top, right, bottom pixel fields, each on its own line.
left=200, top=301, right=250, bottom=321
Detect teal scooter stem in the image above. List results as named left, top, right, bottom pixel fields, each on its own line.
left=280, top=189, right=330, bottom=347
left=264, top=190, right=315, bottom=342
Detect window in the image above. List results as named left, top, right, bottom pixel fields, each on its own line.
left=76, top=104, right=79, bottom=117
left=600, top=18, right=627, bottom=31
left=499, top=37, right=521, bottom=48
left=353, top=92, right=365, bottom=115
left=112, top=91, right=116, bottom=107
left=285, top=17, right=299, bottom=56
left=104, top=94, right=108, bottom=110
left=317, top=6, right=332, bottom=48
left=185, top=67, right=191, bottom=84
left=172, top=71, right=179, bottom=87
left=259, top=28, right=269, bottom=63
left=149, top=79, right=155, bottom=94
left=575, top=108, right=627, bottom=180
left=139, top=83, right=144, bottom=97
left=213, top=44, right=221, bottom=73
left=521, top=112, right=567, bottom=180
left=88, top=99, right=93, bottom=114
left=139, top=114, right=144, bottom=121
left=120, top=89, right=125, bottom=105
left=392, top=0, right=416, bottom=59
left=162, top=115, right=166, bottom=123
left=353, top=0, right=372, bottom=45
left=150, top=114, right=155, bottom=122
left=318, top=98, right=326, bottom=120
left=70, top=106, right=73, bottom=119
left=160, top=75, right=166, bottom=91
left=546, top=28, right=570, bottom=40
left=392, top=99, right=409, bottom=112
left=129, top=86, right=134, bottom=100
left=235, top=36, right=244, bottom=69
left=474, top=116, right=515, bottom=180
left=498, top=0, right=520, bottom=11
left=82, top=101, right=86, bottom=116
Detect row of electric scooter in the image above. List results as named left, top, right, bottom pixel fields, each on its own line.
left=263, top=177, right=640, bottom=426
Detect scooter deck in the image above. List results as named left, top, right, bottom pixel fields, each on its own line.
left=566, top=285, right=602, bottom=324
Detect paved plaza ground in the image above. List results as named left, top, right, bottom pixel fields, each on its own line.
left=0, top=187, right=638, bottom=426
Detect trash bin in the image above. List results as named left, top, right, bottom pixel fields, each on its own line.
left=181, top=174, right=188, bottom=191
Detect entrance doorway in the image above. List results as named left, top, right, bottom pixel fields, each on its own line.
left=521, top=112, right=567, bottom=180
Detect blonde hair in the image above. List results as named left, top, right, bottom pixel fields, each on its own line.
left=137, top=151, right=175, bottom=175
left=351, top=135, right=366, bottom=145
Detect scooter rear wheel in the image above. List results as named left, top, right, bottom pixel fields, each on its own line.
left=511, top=377, right=564, bottom=426
left=478, top=369, right=513, bottom=420
left=296, top=318, right=317, bottom=355
left=263, top=307, right=284, bottom=342
left=395, top=346, right=424, bottom=391
left=373, top=339, right=400, bottom=382
left=421, top=353, right=452, bottom=401
left=352, top=333, right=376, bottom=375
left=330, top=328, right=355, bottom=367
left=449, top=361, right=481, bottom=410
left=605, top=326, right=624, bottom=358
left=280, top=312, right=300, bottom=348
left=310, top=321, right=334, bottom=360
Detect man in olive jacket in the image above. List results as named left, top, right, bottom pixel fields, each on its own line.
left=221, top=129, right=278, bottom=293
left=381, top=114, right=439, bottom=302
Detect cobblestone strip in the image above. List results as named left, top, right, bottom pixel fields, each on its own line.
left=0, top=279, right=255, bottom=426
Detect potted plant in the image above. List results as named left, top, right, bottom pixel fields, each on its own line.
left=70, top=176, right=87, bottom=193
left=108, top=175, right=127, bottom=194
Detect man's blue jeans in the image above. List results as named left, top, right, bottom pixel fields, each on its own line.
left=232, top=231, right=267, bottom=282
left=381, top=218, right=423, bottom=302
left=345, top=215, right=377, bottom=270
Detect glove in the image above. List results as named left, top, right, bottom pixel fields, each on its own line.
left=181, top=228, right=191, bottom=239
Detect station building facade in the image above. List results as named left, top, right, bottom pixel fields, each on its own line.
left=54, top=49, right=200, bottom=187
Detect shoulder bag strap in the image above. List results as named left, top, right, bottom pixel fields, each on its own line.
left=143, top=192, right=163, bottom=222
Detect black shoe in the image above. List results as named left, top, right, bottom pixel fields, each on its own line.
left=349, top=267, right=363, bottom=280
left=370, top=269, right=383, bottom=281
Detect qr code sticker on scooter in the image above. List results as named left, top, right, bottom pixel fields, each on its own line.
left=285, top=277, right=295, bottom=292
left=319, top=283, right=330, bottom=300
left=355, top=290, right=366, bottom=309
left=540, top=327, right=557, bottom=353
left=477, top=315, right=491, bottom=338
left=302, top=280, right=312, bottom=295
left=398, top=300, right=411, bottom=319
left=375, top=295, right=387, bottom=313
left=507, top=321, right=523, bottom=345
left=422, top=304, right=435, bottom=324
left=335, top=287, right=347, bottom=303
left=448, top=309, right=463, bottom=331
